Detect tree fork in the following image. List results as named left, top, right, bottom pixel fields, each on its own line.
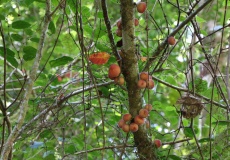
left=120, top=0, right=156, bottom=159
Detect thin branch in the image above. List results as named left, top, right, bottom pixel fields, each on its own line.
left=74, top=144, right=134, bottom=155
left=16, top=81, right=113, bottom=140
left=143, top=0, right=213, bottom=71
left=162, top=138, right=192, bottom=145
left=101, top=0, right=120, bottom=59
left=0, top=0, right=51, bottom=159
left=151, top=75, right=226, bottom=109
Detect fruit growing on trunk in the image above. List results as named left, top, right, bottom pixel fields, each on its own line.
left=136, top=2, right=147, bottom=13
left=137, top=79, right=147, bottom=89
left=168, top=36, right=176, bottom=45
left=134, top=115, right=145, bottom=125
left=114, top=76, right=125, bottom=85
left=116, top=18, right=122, bottom=29
left=139, top=108, right=149, bottom=118
left=146, top=79, right=154, bottom=89
left=116, top=29, right=122, bottom=37
left=118, top=119, right=125, bottom=128
left=139, top=72, right=149, bottom=81
left=153, top=139, right=162, bottom=148
left=108, top=64, right=121, bottom=80
left=122, top=124, right=130, bottom=132
left=144, top=104, right=153, bottom=111
left=134, top=18, right=139, bottom=26
left=123, top=113, right=132, bottom=122
left=130, top=123, right=139, bottom=132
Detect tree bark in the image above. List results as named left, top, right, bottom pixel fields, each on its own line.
left=120, top=0, right=156, bottom=159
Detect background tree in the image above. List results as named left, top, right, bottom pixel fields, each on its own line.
left=0, top=0, right=229, bottom=159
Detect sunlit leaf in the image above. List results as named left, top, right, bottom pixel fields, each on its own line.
left=198, top=137, right=214, bottom=143
left=212, top=121, right=230, bottom=126
left=49, top=56, right=73, bottom=67
left=196, top=16, right=206, bottom=23
left=89, top=52, right=110, bottom=65
left=12, top=20, right=31, bottom=29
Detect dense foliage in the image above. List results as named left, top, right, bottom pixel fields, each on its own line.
left=0, top=0, right=230, bottom=159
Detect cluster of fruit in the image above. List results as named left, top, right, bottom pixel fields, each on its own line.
left=137, top=72, right=154, bottom=89
left=115, top=2, right=147, bottom=37
left=108, top=63, right=124, bottom=85
left=117, top=104, right=152, bottom=133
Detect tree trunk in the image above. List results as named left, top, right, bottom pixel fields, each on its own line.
left=120, top=0, right=156, bottom=159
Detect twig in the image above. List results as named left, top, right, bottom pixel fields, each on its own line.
left=101, top=0, right=120, bottom=59
left=0, top=1, right=51, bottom=159
left=143, top=0, right=213, bottom=71
left=151, top=75, right=226, bottom=109
left=16, top=81, right=113, bottom=140
left=74, top=144, right=134, bottom=155
left=162, top=138, right=192, bottom=145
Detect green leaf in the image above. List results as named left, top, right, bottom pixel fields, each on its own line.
left=189, top=78, right=207, bottom=93
left=25, top=0, right=35, bottom=6
left=184, top=127, right=194, bottom=138
left=65, top=144, right=76, bottom=154
left=48, top=21, right=55, bottom=34
left=12, top=20, right=31, bottom=29
left=196, top=16, right=206, bottom=23
left=100, top=86, right=110, bottom=97
left=198, top=137, right=214, bottom=143
left=39, top=129, right=53, bottom=138
left=11, top=34, right=23, bottom=41
left=30, top=37, right=40, bottom=43
left=0, top=14, right=5, bottom=20
left=23, top=46, right=37, bottom=61
left=212, top=121, right=230, bottom=126
left=49, top=56, right=73, bottom=68
left=168, top=155, right=182, bottom=160
left=165, top=106, right=175, bottom=111
left=0, top=47, right=18, bottom=67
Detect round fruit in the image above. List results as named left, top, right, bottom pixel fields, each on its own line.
left=116, top=18, right=122, bottom=29
left=114, top=76, right=125, bottom=85
left=168, top=36, right=176, bottom=45
left=118, top=119, right=125, bottom=128
left=136, top=2, right=147, bottom=13
left=123, top=113, right=132, bottom=122
left=137, top=79, right=147, bottom=89
left=139, top=72, right=149, bottom=81
left=146, top=79, right=154, bottom=89
left=144, top=104, right=153, bottom=111
left=139, top=108, right=149, bottom=118
left=122, top=124, right=130, bottom=132
left=134, top=18, right=139, bottom=26
left=134, top=115, right=145, bottom=125
left=116, top=29, right=122, bottom=37
left=154, top=139, right=162, bottom=148
left=130, top=123, right=139, bottom=132
left=108, top=64, right=121, bottom=79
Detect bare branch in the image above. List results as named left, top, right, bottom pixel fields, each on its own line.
left=0, top=0, right=51, bottom=159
